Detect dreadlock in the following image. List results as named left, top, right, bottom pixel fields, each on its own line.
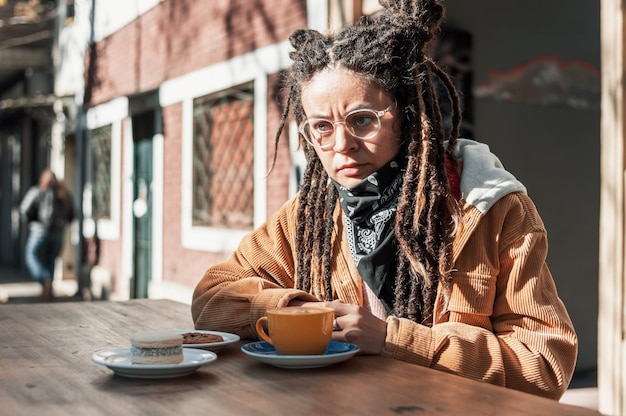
left=272, top=0, right=462, bottom=326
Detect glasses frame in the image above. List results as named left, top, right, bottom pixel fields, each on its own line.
left=298, top=103, right=394, bottom=150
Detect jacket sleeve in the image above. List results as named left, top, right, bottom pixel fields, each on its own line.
left=19, top=187, right=40, bottom=222
left=382, top=193, right=578, bottom=400
left=191, top=197, right=318, bottom=339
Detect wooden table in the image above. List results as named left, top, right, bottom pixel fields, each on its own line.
left=0, top=299, right=600, bottom=416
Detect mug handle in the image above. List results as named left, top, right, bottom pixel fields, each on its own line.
left=255, top=316, right=274, bottom=345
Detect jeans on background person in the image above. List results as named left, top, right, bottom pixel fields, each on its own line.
left=24, top=233, right=63, bottom=300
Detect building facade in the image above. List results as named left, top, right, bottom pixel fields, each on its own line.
left=56, top=0, right=309, bottom=302
left=4, top=0, right=624, bottom=414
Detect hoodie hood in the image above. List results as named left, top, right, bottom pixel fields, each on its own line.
left=453, top=139, right=527, bottom=214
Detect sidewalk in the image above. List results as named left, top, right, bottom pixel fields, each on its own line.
left=0, top=265, right=78, bottom=303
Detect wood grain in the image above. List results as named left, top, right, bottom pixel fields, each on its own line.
left=0, top=300, right=600, bottom=416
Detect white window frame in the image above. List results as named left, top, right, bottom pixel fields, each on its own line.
left=85, top=96, right=128, bottom=240
left=160, top=41, right=291, bottom=253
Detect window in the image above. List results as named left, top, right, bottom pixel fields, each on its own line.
left=91, top=124, right=112, bottom=220
left=85, top=97, right=125, bottom=240
left=192, top=84, right=255, bottom=230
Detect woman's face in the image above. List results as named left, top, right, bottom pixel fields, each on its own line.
left=300, top=66, right=401, bottom=189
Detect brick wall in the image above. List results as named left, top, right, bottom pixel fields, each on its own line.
left=160, top=103, right=229, bottom=288
left=86, top=0, right=307, bottom=106
left=90, top=0, right=307, bottom=296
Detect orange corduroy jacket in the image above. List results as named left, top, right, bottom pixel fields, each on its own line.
left=192, top=140, right=577, bottom=400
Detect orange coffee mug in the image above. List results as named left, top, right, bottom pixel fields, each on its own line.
left=255, top=306, right=334, bottom=355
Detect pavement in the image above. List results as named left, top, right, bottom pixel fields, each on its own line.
left=0, top=265, right=79, bottom=303
left=0, top=265, right=600, bottom=412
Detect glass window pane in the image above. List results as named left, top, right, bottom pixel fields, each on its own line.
left=91, top=124, right=112, bottom=220
left=192, top=84, right=254, bottom=229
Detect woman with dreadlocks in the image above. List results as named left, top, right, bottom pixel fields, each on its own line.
left=192, top=0, right=577, bottom=399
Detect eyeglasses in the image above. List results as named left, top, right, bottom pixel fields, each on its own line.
left=298, top=103, right=394, bottom=150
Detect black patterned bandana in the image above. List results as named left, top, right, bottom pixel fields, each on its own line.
left=332, top=159, right=404, bottom=313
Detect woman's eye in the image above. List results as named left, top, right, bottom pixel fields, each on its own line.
left=313, top=121, right=333, bottom=133
left=351, top=114, right=373, bottom=127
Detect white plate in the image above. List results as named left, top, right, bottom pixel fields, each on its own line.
left=241, top=341, right=359, bottom=369
left=92, top=348, right=217, bottom=379
left=171, top=329, right=240, bottom=352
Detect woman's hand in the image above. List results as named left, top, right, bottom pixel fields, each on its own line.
left=293, top=299, right=387, bottom=355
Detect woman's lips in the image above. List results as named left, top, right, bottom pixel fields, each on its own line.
left=337, top=163, right=366, bottom=176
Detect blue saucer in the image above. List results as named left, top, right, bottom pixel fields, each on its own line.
left=241, top=340, right=359, bottom=369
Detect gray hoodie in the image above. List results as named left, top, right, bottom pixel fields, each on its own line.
left=453, top=138, right=527, bottom=214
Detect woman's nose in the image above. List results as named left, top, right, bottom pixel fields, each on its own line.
left=332, top=124, right=358, bottom=153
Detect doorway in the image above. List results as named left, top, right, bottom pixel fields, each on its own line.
left=130, top=109, right=156, bottom=298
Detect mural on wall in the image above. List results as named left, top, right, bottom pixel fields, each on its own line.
left=474, top=55, right=600, bottom=111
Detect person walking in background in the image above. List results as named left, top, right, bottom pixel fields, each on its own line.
left=19, top=169, right=75, bottom=301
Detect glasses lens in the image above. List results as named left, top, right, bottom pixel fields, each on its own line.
left=299, top=108, right=384, bottom=148
left=309, top=119, right=334, bottom=137
left=345, top=110, right=380, bottom=139
left=301, top=120, right=333, bottom=148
